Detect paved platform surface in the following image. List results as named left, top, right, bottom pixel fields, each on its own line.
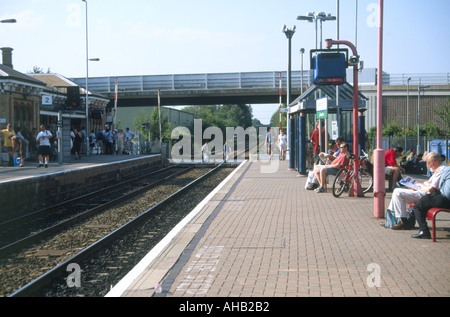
left=0, top=154, right=149, bottom=183
left=113, top=160, right=450, bottom=297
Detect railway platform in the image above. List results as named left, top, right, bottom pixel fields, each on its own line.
left=108, top=160, right=450, bottom=298
left=0, top=154, right=164, bottom=221
left=0, top=154, right=154, bottom=183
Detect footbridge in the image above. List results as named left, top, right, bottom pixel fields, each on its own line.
left=70, top=70, right=450, bottom=107
left=71, top=71, right=306, bottom=106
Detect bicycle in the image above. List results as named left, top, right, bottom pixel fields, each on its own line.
left=331, top=150, right=373, bottom=198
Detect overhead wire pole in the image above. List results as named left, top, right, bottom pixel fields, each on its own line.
left=113, top=77, right=118, bottom=132
left=279, top=72, right=282, bottom=131
left=281, top=25, right=296, bottom=153
left=158, top=89, right=162, bottom=153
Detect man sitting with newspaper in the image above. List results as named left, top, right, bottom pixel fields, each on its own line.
left=385, top=152, right=447, bottom=230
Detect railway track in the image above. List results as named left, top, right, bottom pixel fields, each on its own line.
left=1, top=163, right=236, bottom=297
left=0, top=165, right=191, bottom=255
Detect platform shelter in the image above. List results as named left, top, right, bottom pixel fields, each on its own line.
left=288, top=82, right=368, bottom=174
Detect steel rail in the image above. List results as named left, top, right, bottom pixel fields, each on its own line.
left=0, top=166, right=192, bottom=257
left=9, top=163, right=223, bottom=297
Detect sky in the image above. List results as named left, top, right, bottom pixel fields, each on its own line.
left=1, top=0, right=449, bottom=124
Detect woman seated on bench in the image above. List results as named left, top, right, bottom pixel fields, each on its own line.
left=411, top=166, right=450, bottom=239
left=314, top=142, right=350, bottom=193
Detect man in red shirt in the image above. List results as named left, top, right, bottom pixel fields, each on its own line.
left=314, top=142, right=350, bottom=193
left=310, top=120, right=329, bottom=165
left=385, top=146, right=405, bottom=188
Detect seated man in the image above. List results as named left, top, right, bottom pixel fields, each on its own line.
left=385, top=146, right=405, bottom=188
left=411, top=166, right=450, bottom=239
left=314, top=142, right=350, bottom=193
left=386, top=152, right=447, bottom=230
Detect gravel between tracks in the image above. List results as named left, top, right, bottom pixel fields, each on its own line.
left=0, top=167, right=233, bottom=297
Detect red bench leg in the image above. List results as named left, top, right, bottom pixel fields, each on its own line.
left=427, top=208, right=450, bottom=242
left=431, top=214, right=436, bottom=242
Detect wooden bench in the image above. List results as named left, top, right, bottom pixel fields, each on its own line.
left=427, top=208, right=450, bottom=242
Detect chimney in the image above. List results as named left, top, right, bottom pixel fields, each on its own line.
left=1, top=47, right=13, bottom=69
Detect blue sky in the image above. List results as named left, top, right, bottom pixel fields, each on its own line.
left=1, top=0, right=449, bottom=123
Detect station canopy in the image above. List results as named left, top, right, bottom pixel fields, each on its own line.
left=288, top=81, right=368, bottom=114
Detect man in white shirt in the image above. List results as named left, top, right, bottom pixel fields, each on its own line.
left=387, top=152, right=447, bottom=230
left=36, top=125, right=52, bottom=168
left=125, top=128, right=134, bottom=155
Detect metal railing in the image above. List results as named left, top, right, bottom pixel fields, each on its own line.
left=70, top=71, right=310, bottom=93
left=70, top=70, right=450, bottom=94
left=387, top=73, right=450, bottom=86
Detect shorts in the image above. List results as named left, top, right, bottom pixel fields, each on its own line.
left=325, top=167, right=339, bottom=175
left=385, top=166, right=392, bottom=175
left=38, top=145, right=51, bottom=156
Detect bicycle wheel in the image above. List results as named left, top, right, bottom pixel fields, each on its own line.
left=359, top=167, right=373, bottom=194
left=332, top=168, right=349, bottom=198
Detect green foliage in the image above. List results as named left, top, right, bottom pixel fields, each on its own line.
left=433, top=98, right=450, bottom=133
left=270, top=106, right=288, bottom=130
left=382, top=121, right=403, bottom=137
left=132, top=108, right=171, bottom=143
left=132, top=109, right=151, bottom=139
left=150, top=107, right=171, bottom=143
left=183, top=104, right=254, bottom=134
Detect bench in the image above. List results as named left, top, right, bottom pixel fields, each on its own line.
left=426, top=208, right=450, bottom=242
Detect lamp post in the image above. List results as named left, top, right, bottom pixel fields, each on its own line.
left=82, top=0, right=100, bottom=156
left=417, top=85, right=430, bottom=154
left=297, top=12, right=336, bottom=49
left=407, top=77, right=411, bottom=129
left=282, top=25, right=295, bottom=154
left=300, top=48, right=305, bottom=95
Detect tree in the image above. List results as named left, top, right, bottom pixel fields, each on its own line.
left=28, top=66, right=51, bottom=73
left=150, top=107, right=171, bottom=143
left=270, top=107, right=287, bottom=130
left=183, top=104, right=254, bottom=135
left=132, top=109, right=151, bottom=139
left=433, top=98, right=450, bottom=134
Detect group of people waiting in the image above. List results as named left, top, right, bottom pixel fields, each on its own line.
left=308, top=122, right=450, bottom=240
left=1, top=123, right=56, bottom=168
left=71, top=127, right=135, bottom=158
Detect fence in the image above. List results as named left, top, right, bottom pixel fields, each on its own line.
left=372, top=136, right=450, bottom=160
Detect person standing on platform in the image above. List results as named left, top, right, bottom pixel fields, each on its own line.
left=125, top=127, right=134, bottom=155
left=71, top=128, right=83, bottom=160
left=117, top=129, right=125, bottom=155
left=310, top=120, right=329, bottom=166
left=1, top=123, right=16, bottom=166
left=278, top=129, right=287, bottom=160
left=202, top=140, right=209, bottom=163
left=89, top=129, right=96, bottom=155
left=265, top=127, right=273, bottom=159
left=36, top=125, right=52, bottom=168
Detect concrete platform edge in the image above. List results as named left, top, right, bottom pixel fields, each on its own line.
left=105, top=161, right=248, bottom=297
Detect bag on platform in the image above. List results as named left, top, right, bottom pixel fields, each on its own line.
left=305, top=171, right=318, bottom=190
left=384, top=208, right=416, bottom=228
left=384, top=209, right=399, bottom=228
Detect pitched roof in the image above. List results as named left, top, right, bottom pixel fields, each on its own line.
left=0, top=64, right=46, bottom=86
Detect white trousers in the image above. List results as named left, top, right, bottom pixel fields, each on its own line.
left=388, top=188, right=426, bottom=218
